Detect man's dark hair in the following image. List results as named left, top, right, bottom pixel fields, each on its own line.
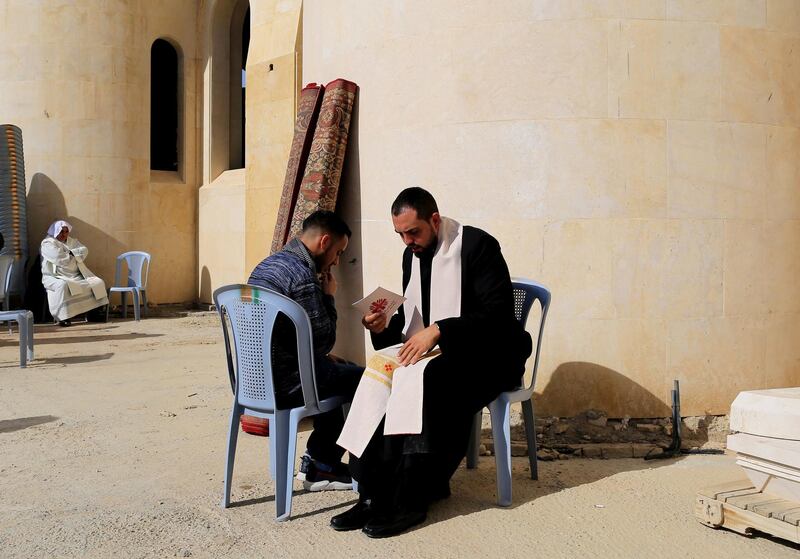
left=302, top=210, right=352, bottom=239
left=391, top=187, right=439, bottom=220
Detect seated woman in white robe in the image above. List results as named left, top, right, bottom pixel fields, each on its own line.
left=41, top=220, right=108, bottom=325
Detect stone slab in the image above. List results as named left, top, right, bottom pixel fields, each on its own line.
left=729, top=388, right=800, bottom=439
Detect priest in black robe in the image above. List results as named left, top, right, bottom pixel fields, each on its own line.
left=331, top=187, right=532, bottom=537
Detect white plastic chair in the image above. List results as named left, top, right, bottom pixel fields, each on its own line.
left=0, top=309, right=34, bottom=367
left=214, top=284, right=349, bottom=521
left=106, top=251, right=150, bottom=321
left=466, top=278, right=551, bottom=507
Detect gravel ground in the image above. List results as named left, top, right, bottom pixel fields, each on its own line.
left=0, top=313, right=797, bottom=558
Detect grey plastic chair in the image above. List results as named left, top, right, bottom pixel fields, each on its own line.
left=106, top=251, right=150, bottom=321
left=0, top=254, right=12, bottom=311
left=0, top=309, right=34, bottom=367
left=214, top=284, right=348, bottom=521
left=466, top=278, right=551, bottom=507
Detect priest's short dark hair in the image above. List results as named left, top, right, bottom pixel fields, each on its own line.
left=391, top=187, right=439, bottom=220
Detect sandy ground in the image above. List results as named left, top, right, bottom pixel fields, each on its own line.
left=0, top=312, right=798, bottom=559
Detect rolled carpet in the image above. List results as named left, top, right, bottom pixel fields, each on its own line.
left=288, top=78, right=358, bottom=239
left=270, top=83, right=325, bottom=254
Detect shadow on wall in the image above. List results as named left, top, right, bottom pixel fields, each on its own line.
left=535, top=361, right=672, bottom=419
left=25, top=173, right=125, bottom=320
left=332, top=95, right=365, bottom=366
left=200, top=265, right=212, bottom=304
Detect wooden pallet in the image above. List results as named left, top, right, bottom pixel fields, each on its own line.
left=695, top=479, right=800, bottom=545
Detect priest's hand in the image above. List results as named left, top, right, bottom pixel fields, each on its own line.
left=398, top=324, right=440, bottom=366
left=362, top=312, right=387, bottom=333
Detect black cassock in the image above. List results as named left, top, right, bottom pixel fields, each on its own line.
left=350, top=225, right=532, bottom=513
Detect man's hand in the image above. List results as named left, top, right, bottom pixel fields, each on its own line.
left=362, top=312, right=387, bottom=334
left=397, top=324, right=440, bottom=366
left=320, top=271, right=337, bottom=296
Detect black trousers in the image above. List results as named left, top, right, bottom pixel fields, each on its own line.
left=304, top=358, right=363, bottom=465
left=349, top=352, right=517, bottom=512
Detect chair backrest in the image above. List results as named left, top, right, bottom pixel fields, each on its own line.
left=511, top=278, right=551, bottom=395
left=115, top=251, right=151, bottom=289
left=0, top=254, right=13, bottom=301
left=213, top=284, right=320, bottom=414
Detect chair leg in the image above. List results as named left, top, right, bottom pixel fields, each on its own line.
left=268, top=419, right=277, bottom=481
left=141, top=290, right=147, bottom=317
left=272, top=409, right=298, bottom=521
left=132, top=290, right=140, bottom=321
left=121, top=291, right=127, bottom=318
left=466, top=411, right=481, bottom=469
left=27, top=312, right=34, bottom=363
left=222, top=403, right=243, bottom=508
left=522, top=399, right=538, bottom=481
left=105, top=294, right=111, bottom=322
left=17, top=316, right=26, bottom=368
left=21, top=311, right=33, bottom=363
left=488, top=398, right=513, bottom=507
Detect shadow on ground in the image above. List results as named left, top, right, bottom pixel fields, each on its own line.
left=34, top=353, right=115, bottom=365
left=0, top=414, right=59, bottom=433
left=30, top=333, right=163, bottom=345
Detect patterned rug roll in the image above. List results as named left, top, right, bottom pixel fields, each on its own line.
left=287, top=78, right=358, bottom=240
left=0, top=124, right=28, bottom=297
left=270, top=83, right=325, bottom=254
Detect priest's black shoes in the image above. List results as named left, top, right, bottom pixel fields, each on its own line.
left=362, top=510, right=427, bottom=538
left=330, top=499, right=374, bottom=531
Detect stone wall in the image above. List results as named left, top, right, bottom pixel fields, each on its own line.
left=0, top=0, right=199, bottom=304
left=197, top=0, right=302, bottom=303
left=302, top=0, right=800, bottom=417
left=480, top=410, right=730, bottom=460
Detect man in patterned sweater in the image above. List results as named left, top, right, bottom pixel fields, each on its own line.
left=248, top=210, right=361, bottom=491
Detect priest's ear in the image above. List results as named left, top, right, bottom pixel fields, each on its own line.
left=430, top=212, right=441, bottom=232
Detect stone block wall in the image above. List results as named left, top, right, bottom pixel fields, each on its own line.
left=302, top=0, right=800, bottom=417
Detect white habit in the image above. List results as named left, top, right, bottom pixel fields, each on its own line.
left=41, top=222, right=108, bottom=321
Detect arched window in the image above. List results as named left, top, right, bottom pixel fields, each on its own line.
left=151, top=39, right=180, bottom=172
left=229, top=4, right=250, bottom=169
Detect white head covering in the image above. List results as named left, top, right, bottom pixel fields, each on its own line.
left=47, top=220, right=73, bottom=238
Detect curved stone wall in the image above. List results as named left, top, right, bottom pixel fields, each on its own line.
left=303, top=0, right=800, bottom=416
left=0, top=0, right=198, bottom=304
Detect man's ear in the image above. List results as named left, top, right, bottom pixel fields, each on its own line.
left=319, top=233, right=332, bottom=252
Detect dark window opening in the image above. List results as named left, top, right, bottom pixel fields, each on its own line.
left=229, top=4, right=249, bottom=170
left=240, top=7, right=249, bottom=168
left=151, top=39, right=179, bottom=172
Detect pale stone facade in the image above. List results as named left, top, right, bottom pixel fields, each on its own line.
left=1, top=1, right=798, bottom=417
left=0, top=0, right=200, bottom=304
left=302, top=0, right=800, bottom=417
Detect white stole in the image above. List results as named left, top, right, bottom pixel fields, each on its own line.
left=337, top=217, right=463, bottom=458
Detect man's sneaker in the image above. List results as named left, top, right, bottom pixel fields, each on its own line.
left=296, top=456, right=353, bottom=491
left=296, top=454, right=313, bottom=482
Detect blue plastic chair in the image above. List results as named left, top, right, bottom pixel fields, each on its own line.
left=0, top=309, right=34, bottom=367
left=214, top=284, right=349, bottom=521
left=0, top=254, right=13, bottom=311
left=466, top=279, right=551, bottom=507
left=106, top=251, right=150, bottom=321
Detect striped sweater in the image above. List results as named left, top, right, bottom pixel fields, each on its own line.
left=247, top=238, right=337, bottom=400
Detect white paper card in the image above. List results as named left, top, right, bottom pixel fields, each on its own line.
left=352, top=286, right=406, bottom=318
left=402, top=306, right=425, bottom=339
